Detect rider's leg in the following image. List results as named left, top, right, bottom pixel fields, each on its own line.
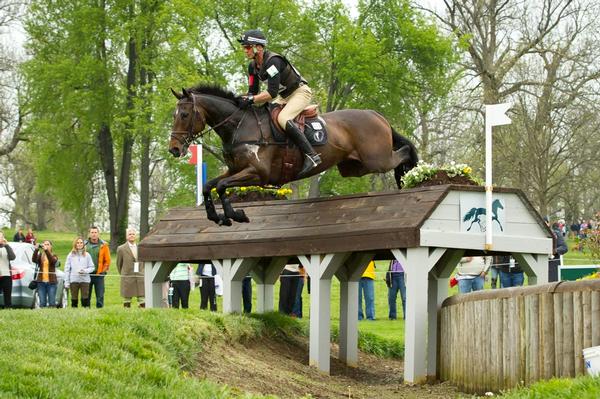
left=277, top=85, right=321, bottom=177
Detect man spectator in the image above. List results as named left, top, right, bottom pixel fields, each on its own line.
left=546, top=218, right=568, bottom=282
left=358, top=261, right=376, bottom=320
left=494, top=254, right=524, bottom=288
left=116, top=228, right=145, bottom=308
left=85, top=226, right=111, bottom=308
left=386, top=259, right=406, bottom=320
left=170, top=263, right=192, bottom=309
left=456, top=256, right=489, bottom=293
left=279, top=264, right=300, bottom=316
left=242, top=275, right=252, bottom=313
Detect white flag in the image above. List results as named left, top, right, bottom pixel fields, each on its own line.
left=485, top=103, right=512, bottom=127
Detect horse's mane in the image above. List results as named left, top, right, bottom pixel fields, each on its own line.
left=187, top=83, right=238, bottom=103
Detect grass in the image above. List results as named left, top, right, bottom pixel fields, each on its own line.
left=0, top=308, right=271, bottom=398
left=497, top=375, right=600, bottom=398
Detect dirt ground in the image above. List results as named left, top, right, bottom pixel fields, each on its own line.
left=195, top=335, right=465, bottom=399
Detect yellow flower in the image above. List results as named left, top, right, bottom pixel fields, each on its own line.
left=211, top=188, right=216, bottom=193
left=240, top=187, right=247, bottom=192
left=463, top=167, right=472, bottom=174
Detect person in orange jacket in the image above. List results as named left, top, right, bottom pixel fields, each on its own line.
left=85, top=226, right=111, bottom=308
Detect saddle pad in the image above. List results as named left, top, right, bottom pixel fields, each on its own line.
left=269, top=115, right=328, bottom=146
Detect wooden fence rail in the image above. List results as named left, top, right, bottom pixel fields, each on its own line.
left=438, top=280, right=600, bottom=393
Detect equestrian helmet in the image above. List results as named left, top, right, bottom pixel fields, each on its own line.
left=238, top=29, right=267, bottom=46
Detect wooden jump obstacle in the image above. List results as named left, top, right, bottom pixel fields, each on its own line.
left=139, top=184, right=553, bottom=384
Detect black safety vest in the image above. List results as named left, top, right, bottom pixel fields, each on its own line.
left=250, top=50, right=306, bottom=98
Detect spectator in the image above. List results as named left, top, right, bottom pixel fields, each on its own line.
left=24, top=228, right=36, bottom=245
left=0, top=232, right=16, bottom=309
left=85, top=226, right=111, bottom=308
left=547, top=219, right=568, bottom=282
left=570, top=221, right=580, bottom=240
left=13, top=228, right=26, bottom=243
left=64, top=237, right=95, bottom=308
left=386, top=259, right=406, bottom=320
left=279, top=264, right=300, bottom=316
left=32, top=240, right=59, bottom=308
left=242, top=275, right=252, bottom=313
left=170, top=263, right=192, bottom=309
left=292, top=265, right=306, bottom=318
left=358, top=261, right=376, bottom=321
left=197, top=261, right=218, bottom=311
left=116, top=228, right=145, bottom=308
left=495, top=254, right=524, bottom=288
left=456, top=256, right=489, bottom=293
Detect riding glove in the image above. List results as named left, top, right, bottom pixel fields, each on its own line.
left=238, top=95, right=254, bottom=109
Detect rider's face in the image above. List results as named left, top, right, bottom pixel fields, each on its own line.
left=243, top=45, right=254, bottom=59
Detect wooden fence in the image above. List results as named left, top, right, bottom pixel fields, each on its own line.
left=438, top=280, right=600, bottom=393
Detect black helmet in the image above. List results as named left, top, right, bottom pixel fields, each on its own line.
left=237, top=29, right=267, bottom=46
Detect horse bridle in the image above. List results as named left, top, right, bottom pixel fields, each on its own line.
left=170, top=94, right=243, bottom=147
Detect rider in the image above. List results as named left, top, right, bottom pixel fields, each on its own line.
left=237, top=29, right=321, bottom=178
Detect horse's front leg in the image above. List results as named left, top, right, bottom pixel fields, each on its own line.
left=216, top=167, right=263, bottom=223
left=203, top=173, right=232, bottom=226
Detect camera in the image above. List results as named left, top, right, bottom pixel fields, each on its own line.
left=38, top=244, right=44, bottom=249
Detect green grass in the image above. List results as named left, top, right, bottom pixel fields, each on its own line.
left=0, top=308, right=281, bottom=398
left=498, top=375, right=600, bottom=398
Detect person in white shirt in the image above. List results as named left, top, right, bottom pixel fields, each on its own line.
left=456, top=256, right=489, bottom=293
left=0, top=232, right=16, bottom=309
left=64, top=237, right=95, bottom=307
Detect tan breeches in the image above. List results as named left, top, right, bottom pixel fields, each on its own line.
left=273, top=84, right=313, bottom=129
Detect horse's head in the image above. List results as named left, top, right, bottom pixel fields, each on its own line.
left=169, top=88, right=206, bottom=158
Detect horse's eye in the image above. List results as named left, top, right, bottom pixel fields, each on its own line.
left=181, top=112, right=189, bottom=118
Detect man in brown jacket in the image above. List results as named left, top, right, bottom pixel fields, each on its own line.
left=116, top=228, right=145, bottom=308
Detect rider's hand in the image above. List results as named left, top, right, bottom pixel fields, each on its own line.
left=237, top=95, right=254, bottom=109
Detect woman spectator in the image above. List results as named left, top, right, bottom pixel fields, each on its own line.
left=32, top=240, right=59, bottom=308
left=456, top=256, right=489, bottom=293
left=24, top=228, right=36, bottom=245
left=169, top=263, right=192, bottom=309
left=13, top=228, right=26, bottom=242
left=0, top=232, right=16, bottom=309
left=64, top=237, right=95, bottom=308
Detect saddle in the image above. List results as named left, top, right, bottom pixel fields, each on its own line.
left=268, top=104, right=328, bottom=146
left=267, top=104, right=328, bottom=184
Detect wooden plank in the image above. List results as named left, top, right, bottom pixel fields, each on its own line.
left=573, top=291, right=584, bottom=375
left=554, top=292, right=564, bottom=377
left=541, top=292, right=555, bottom=379
left=582, top=290, right=592, bottom=350
left=562, top=292, right=575, bottom=377
left=592, top=291, right=600, bottom=347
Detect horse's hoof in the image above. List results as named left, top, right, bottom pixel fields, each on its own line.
left=217, top=214, right=232, bottom=226
left=234, top=210, right=250, bottom=223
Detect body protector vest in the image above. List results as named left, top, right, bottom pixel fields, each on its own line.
left=250, top=50, right=307, bottom=99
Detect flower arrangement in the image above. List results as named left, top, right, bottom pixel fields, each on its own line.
left=211, top=186, right=292, bottom=202
left=400, top=161, right=482, bottom=189
left=578, top=271, right=600, bottom=280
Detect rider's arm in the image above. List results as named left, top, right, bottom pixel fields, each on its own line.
left=247, top=62, right=260, bottom=95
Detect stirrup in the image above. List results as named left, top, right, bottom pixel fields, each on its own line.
left=298, top=154, right=321, bottom=177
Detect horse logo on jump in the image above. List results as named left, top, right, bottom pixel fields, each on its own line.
left=463, top=199, right=504, bottom=232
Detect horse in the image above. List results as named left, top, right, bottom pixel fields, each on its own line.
left=463, top=199, right=505, bottom=232
left=169, top=84, right=419, bottom=226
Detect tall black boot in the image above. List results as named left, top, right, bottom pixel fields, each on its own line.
left=71, top=299, right=78, bottom=308
left=285, top=120, right=321, bottom=178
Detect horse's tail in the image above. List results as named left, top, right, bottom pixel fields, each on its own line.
left=391, top=128, right=419, bottom=189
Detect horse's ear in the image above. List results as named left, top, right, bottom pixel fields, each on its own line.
left=182, top=87, right=191, bottom=98
left=171, top=88, right=183, bottom=99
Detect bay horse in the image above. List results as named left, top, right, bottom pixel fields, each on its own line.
left=169, top=84, right=419, bottom=226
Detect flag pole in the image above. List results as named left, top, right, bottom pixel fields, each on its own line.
left=484, top=103, right=512, bottom=251
left=197, top=143, right=203, bottom=206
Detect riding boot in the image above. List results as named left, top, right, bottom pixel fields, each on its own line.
left=285, top=120, right=321, bottom=178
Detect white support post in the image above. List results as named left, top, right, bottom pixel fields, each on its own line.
left=251, top=257, right=288, bottom=313
left=426, top=249, right=462, bottom=379
left=392, top=247, right=445, bottom=384
left=144, top=261, right=176, bottom=308
left=299, top=253, right=350, bottom=374
left=216, top=258, right=259, bottom=314
left=335, top=252, right=375, bottom=367
left=513, top=253, right=548, bottom=285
